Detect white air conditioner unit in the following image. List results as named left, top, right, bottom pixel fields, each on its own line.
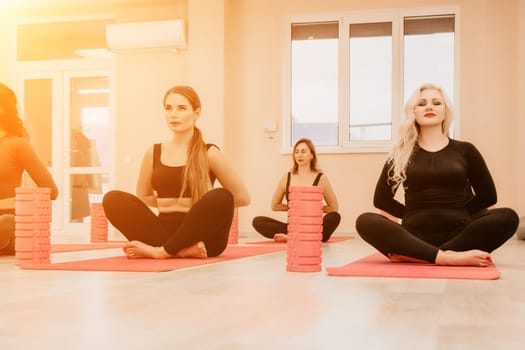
left=106, top=19, right=186, bottom=52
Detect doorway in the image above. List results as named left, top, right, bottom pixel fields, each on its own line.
left=17, top=65, right=115, bottom=239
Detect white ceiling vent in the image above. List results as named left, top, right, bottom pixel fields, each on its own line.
left=106, top=20, right=186, bottom=52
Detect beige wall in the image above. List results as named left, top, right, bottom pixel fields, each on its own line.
left=115, top=0, right=226, bottom=193
left=459, top=0, right=519, bottom=211
left=1, top=0, right=523, bottom=234
left=225, top=0, right=523, bottom=233
left=113, top=52, right=188, bottom=193
left=519, top=0, right=525, bottom=216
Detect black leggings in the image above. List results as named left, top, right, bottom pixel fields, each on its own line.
left=355, top=207, right=519, bottom=262
left=0, top=209, right=15, bottom=255
left=102, top=188, right=234, bottom=257
left=252, top=211, right=341, bottom=242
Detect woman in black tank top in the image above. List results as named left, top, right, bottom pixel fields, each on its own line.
left=103, top=86, right=250, bottom=259
left=252, top=138, right=341, bottom=242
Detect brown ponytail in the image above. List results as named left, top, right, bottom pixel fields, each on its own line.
left=180, top=127, right=211, bottom=204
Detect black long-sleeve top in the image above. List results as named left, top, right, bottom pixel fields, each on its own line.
left=373, top=139, right=497, bottom=219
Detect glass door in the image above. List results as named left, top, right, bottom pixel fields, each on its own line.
left=17, top=69, right=115, bottom=238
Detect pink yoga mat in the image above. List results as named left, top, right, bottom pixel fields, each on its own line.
left=50, top=242, right=127, bottom=253
left=19, top=244, right=287, bottom=272
left=245, top=235, right=354, bottom=245
left=326, top=253, right=500, bottom=280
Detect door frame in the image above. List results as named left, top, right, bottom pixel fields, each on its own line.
left=16, top=58, right=116, bottom=237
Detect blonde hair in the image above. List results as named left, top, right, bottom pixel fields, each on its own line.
left=291, top=138, right=321, bottom=174
left=163, top=86, right=211, bottom=204
left=387, top=83, right=454, bottom=192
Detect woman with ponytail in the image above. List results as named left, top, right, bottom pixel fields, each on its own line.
left=103, top=86, right=250, bottom=259
left=0, top=83, right=58, bottom=255
left=355, top=83, right=518, bottom=267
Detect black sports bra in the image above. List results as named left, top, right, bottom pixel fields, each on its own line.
left=285, top=172, right=323, bottom=202
left=151, top=143, right=217, bottom=198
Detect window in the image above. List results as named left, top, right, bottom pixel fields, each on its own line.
left=283, top=8, right=458, bottom=152
left=290, top=22, right=339, bottom=146
left=403, top=15, right=455, bottom=107
left=349, top=22, right=393, bottom=142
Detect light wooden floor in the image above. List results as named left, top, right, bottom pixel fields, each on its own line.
left=1, top=232, right=524, bottom=350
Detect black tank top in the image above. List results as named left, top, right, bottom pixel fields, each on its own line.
left=151, top=143, right=217, bottom=198
left=285, top=172, right=323, bottom=202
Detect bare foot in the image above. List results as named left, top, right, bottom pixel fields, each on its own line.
left=123, top=241, right=171, bottom=259
left=175, top=241, right=208, bottom=259
left=273, top=233, right=288, bottom=243
left=388, top=253, right=429, bottom=264
left=435, top=249, right=492, bottom=267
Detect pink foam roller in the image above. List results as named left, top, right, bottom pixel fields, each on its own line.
left=286, top=264, right=322, bottom=272
left=288, top=186, right=323, bottom=193
left=90, top=203, right=108, bottom=243
left=15, top=187, right=50, bottom=200
left=15, top=251, right=35, bottom=259
left=14, top=230, right=34, bottom=238
left=288, top=216, right=323, bottom=225
left=287, top=201, right=323, bottom=210
left=91, top=222, right=109, bottom=228
left=35, top=241, right=51, bottom=249
left=15, top=202, right=51, bottom=216
left=287, top=256, right=322, bottom=265
left=288, top=240, right=322, bottom=249
left=287, top=224, right=323, bottom=233
left=15, top=222, right=50, bottom=231
left=15, top=215, right=51, bottom=223
left=287, top=233, right=323, bottom=242
left=16, top=187, right=50, bottom=194
left=228, top=208, right=239, bottom=244
left=287, top=245, right=322, bottom=257
left=15, top=237, right=36, bottom=251
left=287, top=208, right=323, bottom=217
left=288, top=192, right=324, bottom=201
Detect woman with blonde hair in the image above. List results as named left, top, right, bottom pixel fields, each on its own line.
left=355, top=83, right=518, bottom=266
left=252, top=138, right=340, bottom=242
left=103, top=85, right=250, bottom=259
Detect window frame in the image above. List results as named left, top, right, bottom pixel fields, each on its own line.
left=281, top=6, right=460, bottom=154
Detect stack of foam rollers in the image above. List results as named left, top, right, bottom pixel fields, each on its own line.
left=14, top=187, right=51, bottom=266
left=90, top=202, right=108, bottom=242
left=228, top=208, right=239, bottom=244
left=286, top=186, right=324, bottom=272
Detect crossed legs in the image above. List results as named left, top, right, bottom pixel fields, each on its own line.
left=252, top=211, right=341, bottom=242
left=355, top=208, right=519, bottom=267
left=103, top=188, right=234, bottom=259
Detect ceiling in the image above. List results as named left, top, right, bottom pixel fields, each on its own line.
left=2, top=0, right=186, bottom=61
left=1, top=0, right=184, bottom=20
left=1, top=0, right=177, bottom=11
